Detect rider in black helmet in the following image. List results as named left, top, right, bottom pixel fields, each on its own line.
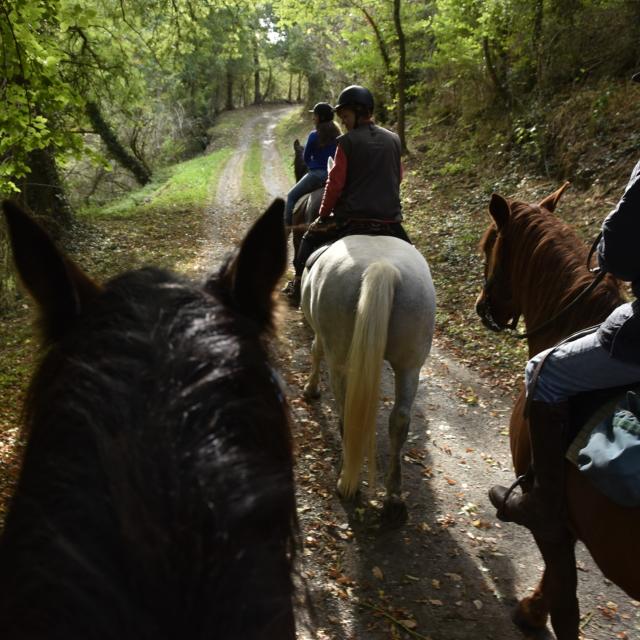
left=284, top=85, right=411, bottom=306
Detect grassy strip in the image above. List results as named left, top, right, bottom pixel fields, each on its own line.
left=241, top=139, right=269, bottom=209
left=85, top=148, right=233, bottom=221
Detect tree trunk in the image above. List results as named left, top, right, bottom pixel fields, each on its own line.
left=532, top=0, right=544, bottom=90
left=86, top=102, right=151, bottom=186
left=297, top=74, right=302, bottom=102
left=349, top=1, right=391, bottom=74
left=482, top=37, right=511, bottom=106
left=306, top=72, right=324, bottom=106
left=287, top=73, right=293, bottom=103
left=226, top=70, right=234, bottom=110
left=263, top=66, right=273, bottom=102
left=393, top=0, right=407, bottom=154
left=253, top=34, right=262, bottom=105
left=18, top=146, right=74, bottom=233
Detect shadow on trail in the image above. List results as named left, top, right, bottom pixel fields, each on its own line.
left=287, top=331, right=540, bottom=639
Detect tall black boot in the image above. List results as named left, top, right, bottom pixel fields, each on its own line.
left=489, top=400, right=570, bottom=542
left=282, top=277, right=300, bottom=308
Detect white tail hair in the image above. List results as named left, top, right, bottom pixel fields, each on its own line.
left=338, top=260, right=400, bottom=498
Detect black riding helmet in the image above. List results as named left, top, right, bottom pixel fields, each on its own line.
left=309, top=102, right=334, bottom=122
left=333, top=85, right=374, bottom=115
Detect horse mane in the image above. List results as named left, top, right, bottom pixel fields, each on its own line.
left=497, top=201, right=624, bottom=343
left=0, top=267, right=297, bottom=639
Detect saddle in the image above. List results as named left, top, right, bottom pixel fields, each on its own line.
left=304, top=218, right=410, bottom=271
left=566, top=384, right=640, bottom=507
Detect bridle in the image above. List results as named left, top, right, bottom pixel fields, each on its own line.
left=479, top=232, right=606, bottom=340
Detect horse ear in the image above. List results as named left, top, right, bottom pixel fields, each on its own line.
left=2, top=200, right=102, bottom=341
left=293, top=139, right=301, bottom=151
left=488, top=193, right=511, bottom=231
left=218, top=198, right=286, bottom=328
left=538, top=181, right=570, bottom=213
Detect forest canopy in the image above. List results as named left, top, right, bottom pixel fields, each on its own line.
left=1, top=0, right=639, bottom=214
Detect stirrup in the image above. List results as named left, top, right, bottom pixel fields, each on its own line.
left=495, top=469, right=534, bottom=518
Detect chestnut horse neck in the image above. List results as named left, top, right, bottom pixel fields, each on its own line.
left=502, top=202, right=623, bottom=356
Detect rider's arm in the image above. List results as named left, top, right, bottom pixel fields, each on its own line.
left=318, top=145, right=347, bottom=217
left=303, top=131, right=317, bottom=167
left=598, top=160, right=640, bottom=281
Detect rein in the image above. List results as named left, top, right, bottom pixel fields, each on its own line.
left=484, top=232, right=606, bottom=340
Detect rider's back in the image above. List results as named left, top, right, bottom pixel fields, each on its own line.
left=333, top=124, right=402, bottom=222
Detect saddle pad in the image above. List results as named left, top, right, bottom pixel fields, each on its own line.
left=305, top=243, right=332, bottom=271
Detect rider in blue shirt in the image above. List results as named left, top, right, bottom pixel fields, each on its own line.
left=283, top=103, right=340, bottom=227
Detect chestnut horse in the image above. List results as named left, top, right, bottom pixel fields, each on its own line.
left=0, top=200, right=297, bottom=639
left=475, top=183, right=640, bottom=640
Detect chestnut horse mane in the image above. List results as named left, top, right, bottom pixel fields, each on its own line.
left=483, top=200, right=624, bottom=344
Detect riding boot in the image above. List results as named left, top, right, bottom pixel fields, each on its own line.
left=281, top=279, right=295, bottom=294
left=488, top=400, right=570, bottom=542
left=282, top=277, right=301, bottom=308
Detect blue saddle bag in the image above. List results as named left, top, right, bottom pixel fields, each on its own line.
left=576, top=391, right=640, bottom=508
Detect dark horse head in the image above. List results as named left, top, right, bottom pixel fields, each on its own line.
left=293, top=138, right=307, bottom=182
left=0, top=199, right=298, bottom=640
left=290, top=139, right=324, bottom=260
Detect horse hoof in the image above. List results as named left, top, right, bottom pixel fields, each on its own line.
left=303, top=385, right=320, bottom=401
left=512, top=597, right=549, bottom=631
left=381, top=498, right=408, bottom=527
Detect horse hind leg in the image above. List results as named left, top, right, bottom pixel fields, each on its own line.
left=514, top=535, right=579, bottom=640
left=303, top=336, right=323, bottom=401
left=382, top=366, right=420, bottom=525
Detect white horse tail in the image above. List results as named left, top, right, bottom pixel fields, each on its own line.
left=339, top=260, right=401, bottom=498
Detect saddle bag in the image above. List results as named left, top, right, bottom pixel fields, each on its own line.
left=570, top=390, right=640, bottom=507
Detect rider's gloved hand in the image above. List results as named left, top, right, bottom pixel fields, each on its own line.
left=310, top=215, right=331, bottom=231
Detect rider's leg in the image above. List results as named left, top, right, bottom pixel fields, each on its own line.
left=284, top=170, right=326, bottom=226
left=390, top=222, right=413, bottom=244
left=490, top=329, right=640, bottom=540
left=284, top=228, right=325, bottom=307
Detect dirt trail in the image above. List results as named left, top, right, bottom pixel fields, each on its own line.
left=200, top=106, right=639, bottom=640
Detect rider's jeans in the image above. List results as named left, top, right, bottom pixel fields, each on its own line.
left=284, top=169, right=327, bottom=225
left=525, top=329, right=640, bottom=403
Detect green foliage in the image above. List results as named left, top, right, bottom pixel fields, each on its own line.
left=91, top=148, right=233, bottom=219
left=0, top=0, right=83, bottom=195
